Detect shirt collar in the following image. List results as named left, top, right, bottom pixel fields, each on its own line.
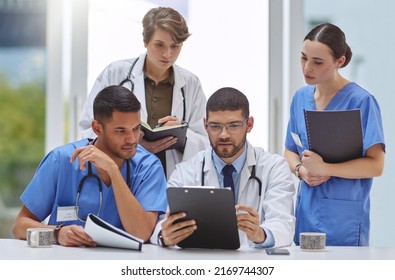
left=143, top=66, right=175, bottom=86
left=211, top=144, right=248, bottom=175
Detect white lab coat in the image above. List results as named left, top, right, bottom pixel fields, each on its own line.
left=79, top=53, right=209, bottom=176
left=153, top=141, right=295, bottom=248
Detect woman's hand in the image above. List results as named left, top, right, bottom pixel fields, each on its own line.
left=301, top=150, right=331, bottom=186
left=138, top=115, right=181, bottom=153
left=139, top=134, right=177, bottom=154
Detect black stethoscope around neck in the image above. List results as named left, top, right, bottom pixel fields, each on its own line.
left=75, top=139, right=131, bottom=222
left=119, top=57, right=140, bottom=93
left=118, top=56, right=187, bottom=122
left=200, top=156, right=263, bottom=207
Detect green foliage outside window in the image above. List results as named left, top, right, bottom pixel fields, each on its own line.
left=0, top=76, right=45, bottom=206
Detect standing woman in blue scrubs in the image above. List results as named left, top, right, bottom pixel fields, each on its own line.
left=284, top=23, right=385, bottom=246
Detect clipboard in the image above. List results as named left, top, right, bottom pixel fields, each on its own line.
left=166, top=187, right=240, bottom=250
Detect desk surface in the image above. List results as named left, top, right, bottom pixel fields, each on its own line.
left=1, top=239, right=395, bottom=260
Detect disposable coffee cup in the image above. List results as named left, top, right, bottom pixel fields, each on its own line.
left=27, top=228, right=54, bottom=248
left=300, top=232, right=326, bottom=251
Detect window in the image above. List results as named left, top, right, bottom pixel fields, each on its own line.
left=0, top=0, right=46, bottom=237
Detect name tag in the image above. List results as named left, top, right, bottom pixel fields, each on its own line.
left=56, top=206, right=78, bottom=222
left=291, top=132, right=303, bottom=148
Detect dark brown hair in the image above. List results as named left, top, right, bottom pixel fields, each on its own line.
left=93, top=85, right=141, bottom=123
left=304, top=23, right=352, bottom=68
left=206, top=87, right=250, bottom=119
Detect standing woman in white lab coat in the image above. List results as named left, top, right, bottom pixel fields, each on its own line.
left=79, top=7, right=208, bottom=177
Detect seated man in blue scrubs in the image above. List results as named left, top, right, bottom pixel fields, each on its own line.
left=12, top=85, right=167, bottom=246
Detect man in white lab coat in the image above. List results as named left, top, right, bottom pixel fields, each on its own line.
left=152, top=87, right=295, bottom=248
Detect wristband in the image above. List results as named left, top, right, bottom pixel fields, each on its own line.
left=157, top=230, right=168, bottom=248
left=294, top=163, right=302, bottom=180
left=53, top=224, right=64, bottom=245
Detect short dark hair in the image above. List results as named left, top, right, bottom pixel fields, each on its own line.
left=206, top=87, right=249, bottom=119
left=93, top=85, right=141, bottom=123
left=142, top=7, right=191, bottom=45
left=304, top=23, right=352, bottom=68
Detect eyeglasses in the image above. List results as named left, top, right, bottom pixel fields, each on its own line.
left=206, top=117, right=249, bottom=134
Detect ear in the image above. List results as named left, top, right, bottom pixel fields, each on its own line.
left=246, top=116, right=254, bottom=133
left=337, top=55, right=346, bottom=68
left=203, top=117, right=208, bottom=133
left=92, top=120, right=103, bottom=136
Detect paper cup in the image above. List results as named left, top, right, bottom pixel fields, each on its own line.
left=300, top=232, right=326, bottom=251
left=27, top=228, right=54, bottom=248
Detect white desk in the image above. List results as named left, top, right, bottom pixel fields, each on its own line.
left=1, top=239, right=395, bottom=260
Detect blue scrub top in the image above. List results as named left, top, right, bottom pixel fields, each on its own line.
left=21, top=139, right=167, bottom=230
left=285, top=82, right=385, bottom=246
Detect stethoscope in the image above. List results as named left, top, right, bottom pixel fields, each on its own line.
left=119, top=57, right=140, bottom=93
left=75, top=140, right=131, bottom=222
left=118, top=56, right=187, bottom=122
left=200, top=156, right=263, bottom=210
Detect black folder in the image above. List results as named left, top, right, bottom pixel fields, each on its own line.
left=304, top=109, right=363, bottom=163
left=166, top=187, right=240, bottom=250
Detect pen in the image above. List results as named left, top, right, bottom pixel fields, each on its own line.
left=155, top=116, right=176, bottom=128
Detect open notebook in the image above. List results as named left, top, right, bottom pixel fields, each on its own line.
left=84, top=214, right=143, bottom=250
left=141, top=121, right=188, bottom=151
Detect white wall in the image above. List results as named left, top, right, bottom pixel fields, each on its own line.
left=87, top=0, right=152, bottom=88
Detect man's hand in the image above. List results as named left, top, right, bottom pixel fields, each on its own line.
left=57, top=224, right=96, bottom=247
left=236, top=205, right=265, bottom=243
left=70, top=144, right=116, bottom=172
left=160, top=212, right=196, bottom=246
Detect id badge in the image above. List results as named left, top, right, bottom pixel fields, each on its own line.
left=291, top=132, right=303, bottom=148
left=56, top=206, right=78, bottom=222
